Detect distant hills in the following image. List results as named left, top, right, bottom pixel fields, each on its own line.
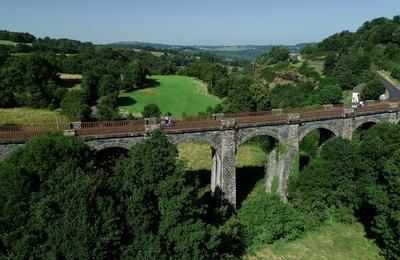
left=0, top=28, right=317, bottom=60
left=104, top=42, right=317, bottom=59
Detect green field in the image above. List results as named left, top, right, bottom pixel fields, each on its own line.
left=0, top=108, right=68, bottom=125
left=247, top=221, right=382, bottom=260
left=118, top=75, right=220, bottom=117
left=0, top=40, right=17, bottom=46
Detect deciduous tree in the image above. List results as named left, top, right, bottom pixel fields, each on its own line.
left=60, top=90, right=91, bottom=121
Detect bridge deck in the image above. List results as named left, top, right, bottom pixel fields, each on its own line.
left=0, top=100, right=398, bottom=143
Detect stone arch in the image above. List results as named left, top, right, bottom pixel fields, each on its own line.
left=299, top=124, right=340, bottom=143
left=235, top=128, right=284, bottom=207
left=168, top=135, right=220, bottom=151
left=353, top=118, right=382, bottom=134
left=169, top=134, right=222, bottom=195
left=87, top=141, right=133, bottom=151
left=0, top=144, right=22, bottom=162
left=92, top=143, right=131, bottom=174
left=236, top=128, right=284, bottom=149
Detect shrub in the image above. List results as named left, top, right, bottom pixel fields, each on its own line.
left=391, top=66, right=400, bottom=80
left=142, top=103, right=161, bottom=118
left=234, top=194, right=313, bottom=250
left=319, top=84, right=342, bottom=104
left=361, top=78, right=385, bottom=100
left=60, top=90, right=91, bottom=121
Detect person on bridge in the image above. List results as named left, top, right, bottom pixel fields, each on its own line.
left=161, top=113, right=175, bottom=127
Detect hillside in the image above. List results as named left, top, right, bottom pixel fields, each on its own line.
left=106, top=41, right=317, bottom=59
left=301, top=16, right=400, bottom=88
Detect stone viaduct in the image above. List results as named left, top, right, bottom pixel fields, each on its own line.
left=1, top=101, right=399, bottom=208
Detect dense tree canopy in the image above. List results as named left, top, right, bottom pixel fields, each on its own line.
left=97, top=93, right=120, bottom=121
left=122, top=60, right=149, bottom=89
left=0, top=30, right=36, bottom=43
left=318, top=84, right=342, bottom=104
left=0, top=131, right=228, bottom=258
left=0, top=54, right=65, bottom=108
left=259, top=47, right=290, bottom=65
left=361, top=78, right=385, bottom=100
left=60, top=90, right=91, bottom=121
left=113, top=130, right=221, bottom=258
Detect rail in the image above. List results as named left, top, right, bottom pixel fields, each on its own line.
left=77, top=120, right=145, bottom=136
left=0, top=100, right=398, bottom=142
left=0, top=123, right=69, bottom=142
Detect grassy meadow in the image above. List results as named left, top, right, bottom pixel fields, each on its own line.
left=246, top=221, right=382, bottom=260
left=118, top=75, right=221, bottom=117
left=0, top=40, right=17, bottom=46
left=59, top=73, right=82, bottom=91
left=0, top=108, right=68, bottom=125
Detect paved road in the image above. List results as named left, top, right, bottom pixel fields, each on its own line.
left=376, top=72, right=400, bottom=101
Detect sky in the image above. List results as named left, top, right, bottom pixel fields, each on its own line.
left=1, top=0, right=400, bottom=46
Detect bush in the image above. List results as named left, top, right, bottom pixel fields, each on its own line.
left=268, top=47, right=289, bottom=64
left=391, top=66, right=400, bottom=80
left=60, top=90, right=91, bottom=121
left=271, top=82, right=318, bottom=109
left=234, top=194, right=313, bottom=251
left=142, top=103, right=161, bottom=118
left=319, top=84, right=342, bottom=104
left=97, top=93, right=119, bottom=121
left=361, top=78, right=385, bottom=100
left=289, top=138, right=360, bottom=221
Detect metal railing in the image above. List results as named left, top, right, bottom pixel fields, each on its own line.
left=0, top=123, right=69, bottom=142
left=0, top=100, right=398, bottom=142
left=77, top=120, right=145, bottom=136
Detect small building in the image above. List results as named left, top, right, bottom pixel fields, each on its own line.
left=352, top=84, right=365, bottom=103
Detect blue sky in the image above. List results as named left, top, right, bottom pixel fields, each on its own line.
left=1, top=0, right=400, bottom=45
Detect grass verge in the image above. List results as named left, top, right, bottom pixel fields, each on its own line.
left=378, top=70, right=400, bottom=89
left=0, top=40, right=17, bottom=46
left=246, top=221, right=383, bottom=260
left=0, top=108, right=68, bottom=125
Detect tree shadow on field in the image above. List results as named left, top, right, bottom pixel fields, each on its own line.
left=117, top=96, right=136, bottom=106
left=128, top=78, right=160, bottom=91
left=60, top=78, right=81, bottom=88
left=236, top=166, right=264, bottom=208
left=142, top=78, right=160, bottom=88
left=188, top=169, right=211, bottom=189
left=186, top=167, right=265, bottom=208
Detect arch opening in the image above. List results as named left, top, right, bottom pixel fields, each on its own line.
left=177, top=140, right=219, bottom=205
left=94, top=147, right=130, bottom=175
left=298, top=128, right=336, bottom=172
left=353, top=122, right=377, bottom=142
left=235, top=134, right=279, bottom=208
